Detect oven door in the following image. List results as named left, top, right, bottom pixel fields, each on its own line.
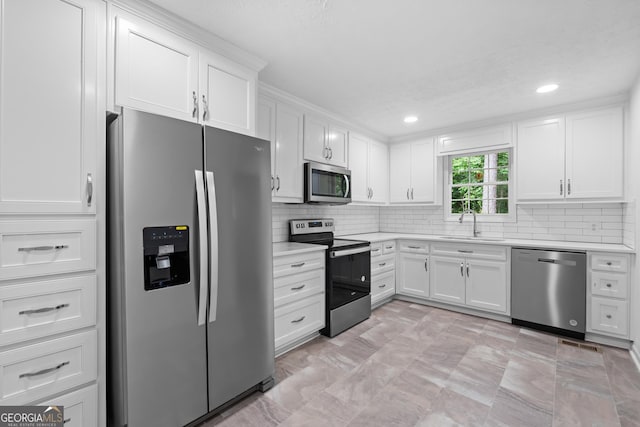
left=328, top=246, right=370, bottom=310
left=304, top=162, right=351, bottom=204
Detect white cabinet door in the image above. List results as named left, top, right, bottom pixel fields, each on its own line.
left=410, top=139, right=436, bottom=203
left=303, top=115, right=329, bottom=164
left=327, top=125, right=348, bottom=167
left=0, top=0, right=100, bottom=214
left=465, top=259, right=507, bottom=313
left=115, top=15, right=198, bottom=123
left=397, top=253, right=429, bottom=298
left=566, top=106, right=623, bottom=199
left=430, top=256, right=465, bottom=304
left=389, top=144, right=412, bottom=203
left=257, top=97, right=277, bottom=188
left=348, top=134, right=370, bottom=202
left=369, top=141, right=389, bottom=204
left=199, top=51, right=256, bottom=136
left=516, top=117, right=565, bottom=200
left=274, top=103, right=304, bottom=202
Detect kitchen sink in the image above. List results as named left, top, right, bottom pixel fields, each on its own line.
left=439, top=236, right=505, bottom=242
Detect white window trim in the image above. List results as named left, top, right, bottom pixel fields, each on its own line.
left=443, top=148, right=516, bottom=223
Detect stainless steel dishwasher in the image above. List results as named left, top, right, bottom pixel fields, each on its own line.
left=511, top=248, right=586, bottom=340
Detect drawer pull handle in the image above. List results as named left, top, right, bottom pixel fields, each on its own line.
left=385, top=246, right=393, bottom=249
left=291, top=316, right=306, bottom=323
left=458, top=250, right=473, bottom=254
left=19, top=304, right=69, bottom=316
left=18, top=245, right=68, bottom=252
left=64, top=418, right=71, bottom=424
left=19, top=361, right=69, bottom=378
left=606, top=262, right=612, bottom=266
left=378, top=284, right=386, bottom=288
left=408, top=246, right=421, bottom=249
left=379, top=262, right=386, bottom=267
left=606, top=283, right=612, bottom=288
left=606, top=314, right=612, bottom=319
left=291, top=284, right=306, bottom=291
left=291, top=262, right=305, bottom=268
left=372, top=248, right=380, bottom=252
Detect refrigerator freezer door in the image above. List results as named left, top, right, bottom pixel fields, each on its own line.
left=110, top=109, right=208, bottom=426
left=204, top=125, right=275, bottom=411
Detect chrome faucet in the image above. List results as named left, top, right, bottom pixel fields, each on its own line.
left=459, top=209, right=479, bottom=237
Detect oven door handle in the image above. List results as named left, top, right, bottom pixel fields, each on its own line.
left=330, top=246, right=370, bottom=258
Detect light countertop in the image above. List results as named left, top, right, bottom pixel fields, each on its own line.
left=273, top=241, right=327, bottom=257
left=341, top=232, right=634, bottom=254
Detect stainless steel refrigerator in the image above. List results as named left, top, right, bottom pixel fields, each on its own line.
left=107, top=108, right=274, bottom=427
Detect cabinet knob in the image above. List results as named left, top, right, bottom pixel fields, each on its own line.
left=606, top=262, right=612, bottom=266
left=606, top=314, right=612, bottom=319
left=606, top=283, right=612, bottom=288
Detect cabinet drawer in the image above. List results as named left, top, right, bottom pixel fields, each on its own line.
left=371, top=270, right=395, bottom=300
left=0, top=275, right=97, bottom=346
left=589, top=297, right=628, bottom=338
left=371, top=254, right=395, bottom=276
left=382, top=241, right=396, bottom=254
left=273, top=251, right=325, bottom=278
left=370, top=242, right=383, bottom=257
left=431, top=243, right=507, bottom=261
left=0, top=330, right=97, bottom=405
left=38, top=384, right=97, bottom=427
left=590, top=253, right=628, bottom=273
left=0, top=220, right=96, bottom=280
left=274, top=294, right=324, bottom=350
left=274, top=268, right=324, bottom=307
left=590, top=271, right=628, bottom=299
left=398, top=240, right=429, bottom=254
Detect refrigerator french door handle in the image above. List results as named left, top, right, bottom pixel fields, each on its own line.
left=195, top=170, right=209, bottom=326
left=206, top=171, right=219, bottom=323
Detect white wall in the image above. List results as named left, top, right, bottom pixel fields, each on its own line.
left=627, top=75, right=640, bottom=358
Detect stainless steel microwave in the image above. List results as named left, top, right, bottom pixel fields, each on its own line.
left=304, top=162, right=351, bottom=204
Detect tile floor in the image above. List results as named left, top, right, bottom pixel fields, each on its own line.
left=202, top=300, right=640, bottom=426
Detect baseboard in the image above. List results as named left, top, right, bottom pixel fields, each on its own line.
left=631, top=342, right=640, bottom=373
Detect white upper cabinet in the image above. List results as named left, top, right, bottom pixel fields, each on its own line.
left=565, top=107, right=623, bottom=199
left=115, top=15, right=199, bottom=123
left=516, top=117, right=565, bottom=200
left=516, top=106, right=624, bottom=201
left=0, top=0, right=101, bottom=214
left=348, top=134, right=388, bottom=204
left=389, top=138, right=437, bottom=204
left=437, top=124, right=512, bottom=156
left=303, top=114, right=348, bottom=167
left=199, top=51, right=256, bottom=135
left=257, top=96, right=304, bottom=203
left=113, top=10, right=258, bottom=135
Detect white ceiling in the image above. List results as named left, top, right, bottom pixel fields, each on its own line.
left=146, top=0, right=640, bottom=139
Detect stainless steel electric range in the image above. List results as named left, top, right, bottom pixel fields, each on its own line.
left=289, top=219, right=371, bottom=337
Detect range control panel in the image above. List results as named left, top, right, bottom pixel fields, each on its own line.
left=289, top=219, right=335, bottom=235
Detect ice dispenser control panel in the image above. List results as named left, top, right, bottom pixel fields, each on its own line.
left=143, top=226, right=190, bottom=291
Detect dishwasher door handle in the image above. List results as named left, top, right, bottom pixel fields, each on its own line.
left=537, top=258, right=577, bottom=267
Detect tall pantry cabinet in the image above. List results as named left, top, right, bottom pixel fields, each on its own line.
left=0, top=0, right=105, bottom=425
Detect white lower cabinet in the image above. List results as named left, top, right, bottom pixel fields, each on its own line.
left=38, top=384, right=98, bottom=427
left=587, top=252, right=630, bottom=339
left=430, top=243, right=508, bottom=314
left=370, top=241, right=396, bottom=306
left=273, top=249, right=325, bottom=355
left=396, top=241, right=430, bottom=298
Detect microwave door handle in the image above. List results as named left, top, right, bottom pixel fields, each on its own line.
left=344, top=174, right=350, bottom=197
left=195, top=170, right=208, bottom=326
left=206, top=171, right=219, bottom=323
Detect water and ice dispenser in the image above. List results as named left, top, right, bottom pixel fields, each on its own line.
left=143, top=226, right=190, bottom=291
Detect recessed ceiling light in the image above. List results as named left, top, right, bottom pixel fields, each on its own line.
left=536, top=84, right=559, bottom=94
left=404, top=115, right=418, bottom=123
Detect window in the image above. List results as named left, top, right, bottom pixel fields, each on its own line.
left=449, top=150, right=511, bottom=217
